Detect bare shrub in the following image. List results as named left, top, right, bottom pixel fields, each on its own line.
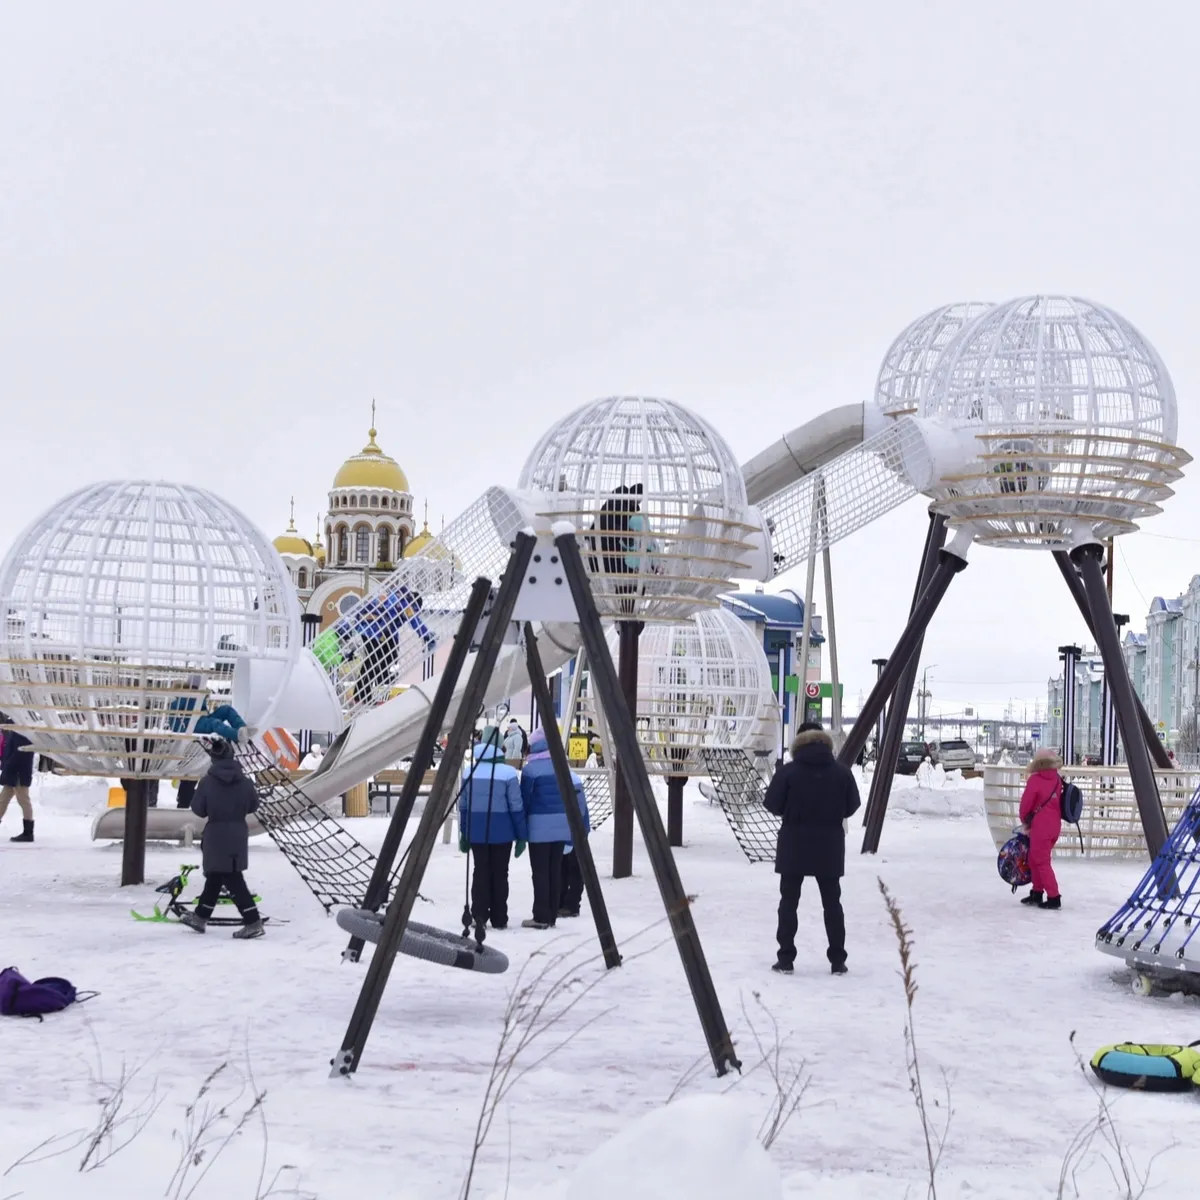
left=879, top=878, right=952, bottom=1200
left=1057, top=1031, right=1175, bottom=1199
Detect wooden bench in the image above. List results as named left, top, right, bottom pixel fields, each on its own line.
left=368, top=768, right=439, bottom=816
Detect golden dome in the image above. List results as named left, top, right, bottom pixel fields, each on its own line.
left=333, top=428, right=410, bottom=494
left=273, top=512, right=313, bottom=557
left=403, top=522, right=435, bottom=558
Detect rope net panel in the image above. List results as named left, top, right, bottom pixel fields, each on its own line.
left=238, top=743, right=385, bottom=911
left=1096, top=780, right=1200, bottom=975
left=700, top=748, right=777, bottom=864
left=581, top=769, right=613, bottom=831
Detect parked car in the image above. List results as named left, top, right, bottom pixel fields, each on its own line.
left=897, top=741, right=931, bottom=775
left=930, top=739, right=976, bottom=772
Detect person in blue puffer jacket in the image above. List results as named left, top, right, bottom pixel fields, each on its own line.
left=458, top=730, right=526, bottom=932
left=519, top=728, right=589, bottom=929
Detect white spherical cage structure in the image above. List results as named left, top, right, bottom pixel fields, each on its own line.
left=579, top=607, right=780, bottom=775
left=918, top=295, right=1190, bottom=547
left=874, top=301, right=994, bottom=418
left=0, top=481, right=301, bottom=777
left=518, top=397, right=761, bottom=620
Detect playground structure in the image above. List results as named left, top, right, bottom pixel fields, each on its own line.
left=0, top=480, right=321, bottom=884
left=1097, top=777, right=1200, bottom=997
left=2, top=293, right=1193, bottom=1067
left=573, top=606, right=779, bottom=845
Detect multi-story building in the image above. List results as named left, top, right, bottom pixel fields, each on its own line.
left=1144, top=595, right=1183, bottom=733
left=1046, top=650, right=1105, bottom=761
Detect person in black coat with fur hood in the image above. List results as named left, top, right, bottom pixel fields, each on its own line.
left=764, top=722, right=860, bottom=975
left=179, top=737, right=264, bottom=939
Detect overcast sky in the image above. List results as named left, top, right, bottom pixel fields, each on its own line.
left=2, top=2, right=1197, bottom=717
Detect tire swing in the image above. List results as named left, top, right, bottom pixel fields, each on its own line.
left=334, top=748, right=509, bottom=976
left=335, top=907, right=509, bottom=974
left=1089, top=1042, right=1200, bottom=1092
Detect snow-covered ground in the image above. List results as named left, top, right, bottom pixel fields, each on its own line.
left=1, top=771, right=1195, bottom=1199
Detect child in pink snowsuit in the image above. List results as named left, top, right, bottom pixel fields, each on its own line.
left=1018, top=749, right=1064, bottom=910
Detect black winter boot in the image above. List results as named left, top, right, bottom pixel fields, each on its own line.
left=1040, top=895, right=1062, bottom=910
left=1020, top=890, right=1044, bottom=906
left=10, top=820, right=34, bottom=843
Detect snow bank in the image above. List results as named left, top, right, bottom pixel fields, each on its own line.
left=564, top=1094, right=782, bottom=1200
left=28, top=773, right=111, bottom=816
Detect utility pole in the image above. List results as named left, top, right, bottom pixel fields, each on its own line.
left=871, top=659, right=887, bottom=760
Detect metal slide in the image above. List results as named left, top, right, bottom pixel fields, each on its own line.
left=299, top=402, right=922, bottom=806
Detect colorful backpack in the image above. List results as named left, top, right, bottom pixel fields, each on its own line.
left=0, top=967, right=96, bottom=1020
left=997, top=831, right=1032, bottom=892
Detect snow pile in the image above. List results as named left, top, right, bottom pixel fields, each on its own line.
left=564, top=1094, right=782, bottom=1200
left=27, top=773, right=111, bottom=816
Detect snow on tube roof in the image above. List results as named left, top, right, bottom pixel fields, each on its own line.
left=1090, top=1042, right=1200, bottom=1092
left=335, top=907, right=509, bottom=974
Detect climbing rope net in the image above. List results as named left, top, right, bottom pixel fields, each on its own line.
left=1096, top=780, right=1200, bottom=976
left=238, top=743, right=391, bottom=911
left=699, top=748, right=777, bottom=864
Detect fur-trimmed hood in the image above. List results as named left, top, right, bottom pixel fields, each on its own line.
left=1028, top=748, right=1063, bottom=774
left=791, top=728, right=833, bottom=755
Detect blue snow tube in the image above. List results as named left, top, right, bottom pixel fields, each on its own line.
left=335, top=907, right=509, bottom=974
left=1090, top=1042, right=1200, bottom=1092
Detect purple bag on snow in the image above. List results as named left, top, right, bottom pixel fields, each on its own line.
left=0, top=966, right=96, bottom=1020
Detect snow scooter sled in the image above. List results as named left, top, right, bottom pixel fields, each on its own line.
left=131, top=864, right=275, bottom=927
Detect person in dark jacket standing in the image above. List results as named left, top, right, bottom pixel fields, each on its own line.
left=764, top=723, right=860, bottom=975
left=0, top=715, right=36, bottom=842
left=179, top=738, right=264, bottom=939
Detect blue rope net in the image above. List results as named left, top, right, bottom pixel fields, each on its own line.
left=700, top=748, right=777, bottom=864
left=1096, top=780, right=1200, bottom=975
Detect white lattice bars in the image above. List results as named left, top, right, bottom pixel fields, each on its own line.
left=984, top=765, right=1200, bottom=859
left=314, top=487, right=523, bottom=719
left=759, top=417, right=928, bottom=576
left=0, top=481, right=299, bottom=778
left=921, top=296, right=1189, bottom=546
left=576, top=609, right=779, bottom=776
left=518, top=396, right=765, bottom=620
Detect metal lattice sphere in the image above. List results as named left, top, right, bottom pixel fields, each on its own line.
left=579, top=607, right=779, bottom=774
left=517, top=397, right=755, bottom=619
left=918, top=295, right=1190, bottom=547
left=875, top=301, right=994, bottom=418
left=0, top=482, right=300, bottom=777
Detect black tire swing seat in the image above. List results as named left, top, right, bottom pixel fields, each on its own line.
left=335, top=907, right=509, bottom=974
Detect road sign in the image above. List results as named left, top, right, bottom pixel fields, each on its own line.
left=1052, top=707, right=1062, bottom=718
left=805, top=682, right=820, bottom=699
left=1031, top=729, right=1041, bottom=742
left=980, top=724, right=991, bottom=733
left=1158, top=730, right=1166, bottom=741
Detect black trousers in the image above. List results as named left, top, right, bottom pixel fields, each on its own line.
left=470, top=843, right=513, bottom=929
left=529, top=841, right=565, bottom=925
left=195, top=871, right=260, bottom=923
left=776, top=875, right=846, bottom=968
left=560, top=847, right=584, bottom=914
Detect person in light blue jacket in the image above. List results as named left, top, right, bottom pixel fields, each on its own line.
left=519, top=728, right=589, bottom=928
left=458, top=730, right=527, bottom=931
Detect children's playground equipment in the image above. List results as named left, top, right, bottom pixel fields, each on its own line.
left=0, top=295, right=1188, bottom=1066
left=332, top=530, right=744, bottom=1079
left=0, top=480, right=338, bottom=884
left=574, top=606, right=779, bottom=844
left=91, top=804, right=267, bottom=846
left=1096, top=779, right=1200, bottom=998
